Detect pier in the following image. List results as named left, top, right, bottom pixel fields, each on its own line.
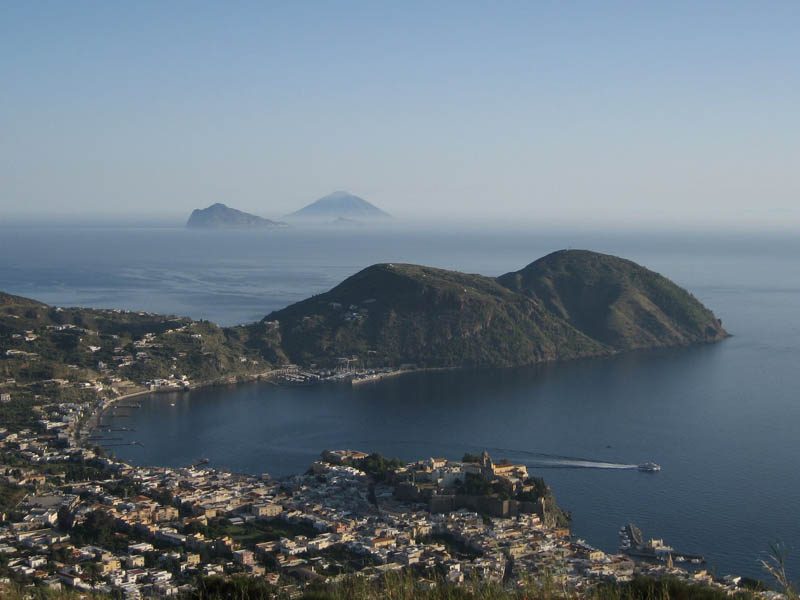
left=100, top=441, right=145, bottom=448
left=619, top=523, right=705, bottom=565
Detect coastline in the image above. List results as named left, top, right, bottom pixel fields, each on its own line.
left=66, top=352, right=766, bottom=587
left=82, top=338, right=730, bottom=446
left=81, top=332, right=734, bottom=448
left=79, top=368, right=286, bottom=447
left=351, top=366, right=458, bottom=385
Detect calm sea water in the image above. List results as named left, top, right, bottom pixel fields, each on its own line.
left=2, top=224, right=799, bottom=581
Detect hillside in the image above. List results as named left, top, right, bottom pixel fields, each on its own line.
left=497, top=250, right=727, bottom=351
left=0, top=291, right=44, bottom=307
left=266, top=251, right=727, bottom=368
left=288, top=191, right=390, bottom=220
left=0, top=294, right=286, bottom=430
left=187, top=203, right=286, bottom=228
left=1, top=250, right=728, bottom=382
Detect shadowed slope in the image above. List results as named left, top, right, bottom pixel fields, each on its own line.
left=267, top=251, right=727, bottom=368
left=266, top=263, right=605, bottom=368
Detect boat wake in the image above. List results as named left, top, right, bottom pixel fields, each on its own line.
left=484, top=446, right=638, bottom=470
left=527, top=458, right=638, bottom=470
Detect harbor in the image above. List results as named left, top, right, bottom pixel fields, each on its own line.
left=619, top=524, right=705, bottom=566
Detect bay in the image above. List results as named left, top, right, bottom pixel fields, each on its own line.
left=2, top=224, right=799, bottom=582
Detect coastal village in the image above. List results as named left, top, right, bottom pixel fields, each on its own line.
left=0, top=299, right=781, bottom=598
left=0, top=427, right=765, bottom=599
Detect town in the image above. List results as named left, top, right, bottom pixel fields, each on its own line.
left=0, top=425, right=767, bottom=599
left=0, top=296, right=778, bottom=599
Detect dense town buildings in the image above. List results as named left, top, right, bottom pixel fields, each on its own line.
left=0, top=421, right=772, bottom=598
left=0, top=306, right=777, bottom=598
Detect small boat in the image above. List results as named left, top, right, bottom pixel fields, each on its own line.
left=638, top=462, right=661, bottom=472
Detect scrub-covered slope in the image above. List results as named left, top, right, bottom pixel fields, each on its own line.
left=497, top=250, right=727, bottom=351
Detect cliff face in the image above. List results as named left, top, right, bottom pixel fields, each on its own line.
left=265, top=251, right=727, bottom=368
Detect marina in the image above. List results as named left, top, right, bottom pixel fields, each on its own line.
left=620, top=524, right=705, bottom=565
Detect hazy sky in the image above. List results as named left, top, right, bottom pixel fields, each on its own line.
left=2, top=1, right=799, bottom=228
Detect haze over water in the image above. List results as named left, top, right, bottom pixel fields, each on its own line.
left=2, top=225, right=799, bottom=582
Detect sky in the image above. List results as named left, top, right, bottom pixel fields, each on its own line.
left=2, top=1, right=799, bottom=229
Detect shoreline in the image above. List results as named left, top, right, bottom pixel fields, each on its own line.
left=350, top=366, right=458, bottom=385
left=82, top=339, right=727, bottom=446
left=80, top=368, right=286, bottom=447
left=74, top=363, right=744, bottom=583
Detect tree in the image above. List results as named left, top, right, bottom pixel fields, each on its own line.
left=57, top=505, right=73, bottom=531
left=357, top=453, right=404, bottom=482
left=151, top=487, right=173, bottom=506
left=84, top=561, right=102, bottom=585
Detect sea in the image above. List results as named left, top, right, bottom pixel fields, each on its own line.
left=2, top=223, right=799, bottom=582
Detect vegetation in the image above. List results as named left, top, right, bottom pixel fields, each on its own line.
left=179, top=572, right=761, bottom=600
left=356, top=452, right=405, bottom=481
left=0, top=559, right=775, bottom=600
left=0, top=481, right=25, bottom=515
left=1, top=250, right=727, bottom=395
left=321, top=451, right=404, bottom=482
left=0, top=297, right=282, bottom=385
left=300, top=544, right=381, bottom=575
left=70, top=509, right=129, bottom=552
left=267, top=251, right=727, bottom=368
left=418, top=532, right=482, bottom=560
left=0, top=584, right=110, bottom=600
left=592, top=576, right=757, bottom=600
left=760, top=541, right=798, bottom=600
left=0, top=295, right=290, bottom=432
left=191, top=517, right=318, bottom=547
left=497, top=250, right=727, bottom=351
left=189, top=575, right=279, bottom=599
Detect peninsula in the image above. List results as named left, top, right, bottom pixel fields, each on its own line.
left=0, top=249, right=727, bottom=428
left=0, top=248, right=727, bottom=452
left=267, top=250, right=727, bottom=368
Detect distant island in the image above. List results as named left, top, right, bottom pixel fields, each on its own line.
left=187, top=203, right=287, bottom=229
left=287, top=191, right=390, bottom=221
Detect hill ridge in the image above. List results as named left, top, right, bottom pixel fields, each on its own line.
left=1, top=249, right=727, bottom=372
left=266, top=250, right=727, bottom=367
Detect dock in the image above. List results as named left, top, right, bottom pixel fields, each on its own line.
left=619, top=523, right=705, bottom=564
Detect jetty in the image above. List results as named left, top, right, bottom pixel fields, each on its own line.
left=619, top=523, right=705, bottom=565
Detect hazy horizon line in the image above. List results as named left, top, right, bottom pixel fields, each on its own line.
left=3, top=211, right=800, bottom=236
